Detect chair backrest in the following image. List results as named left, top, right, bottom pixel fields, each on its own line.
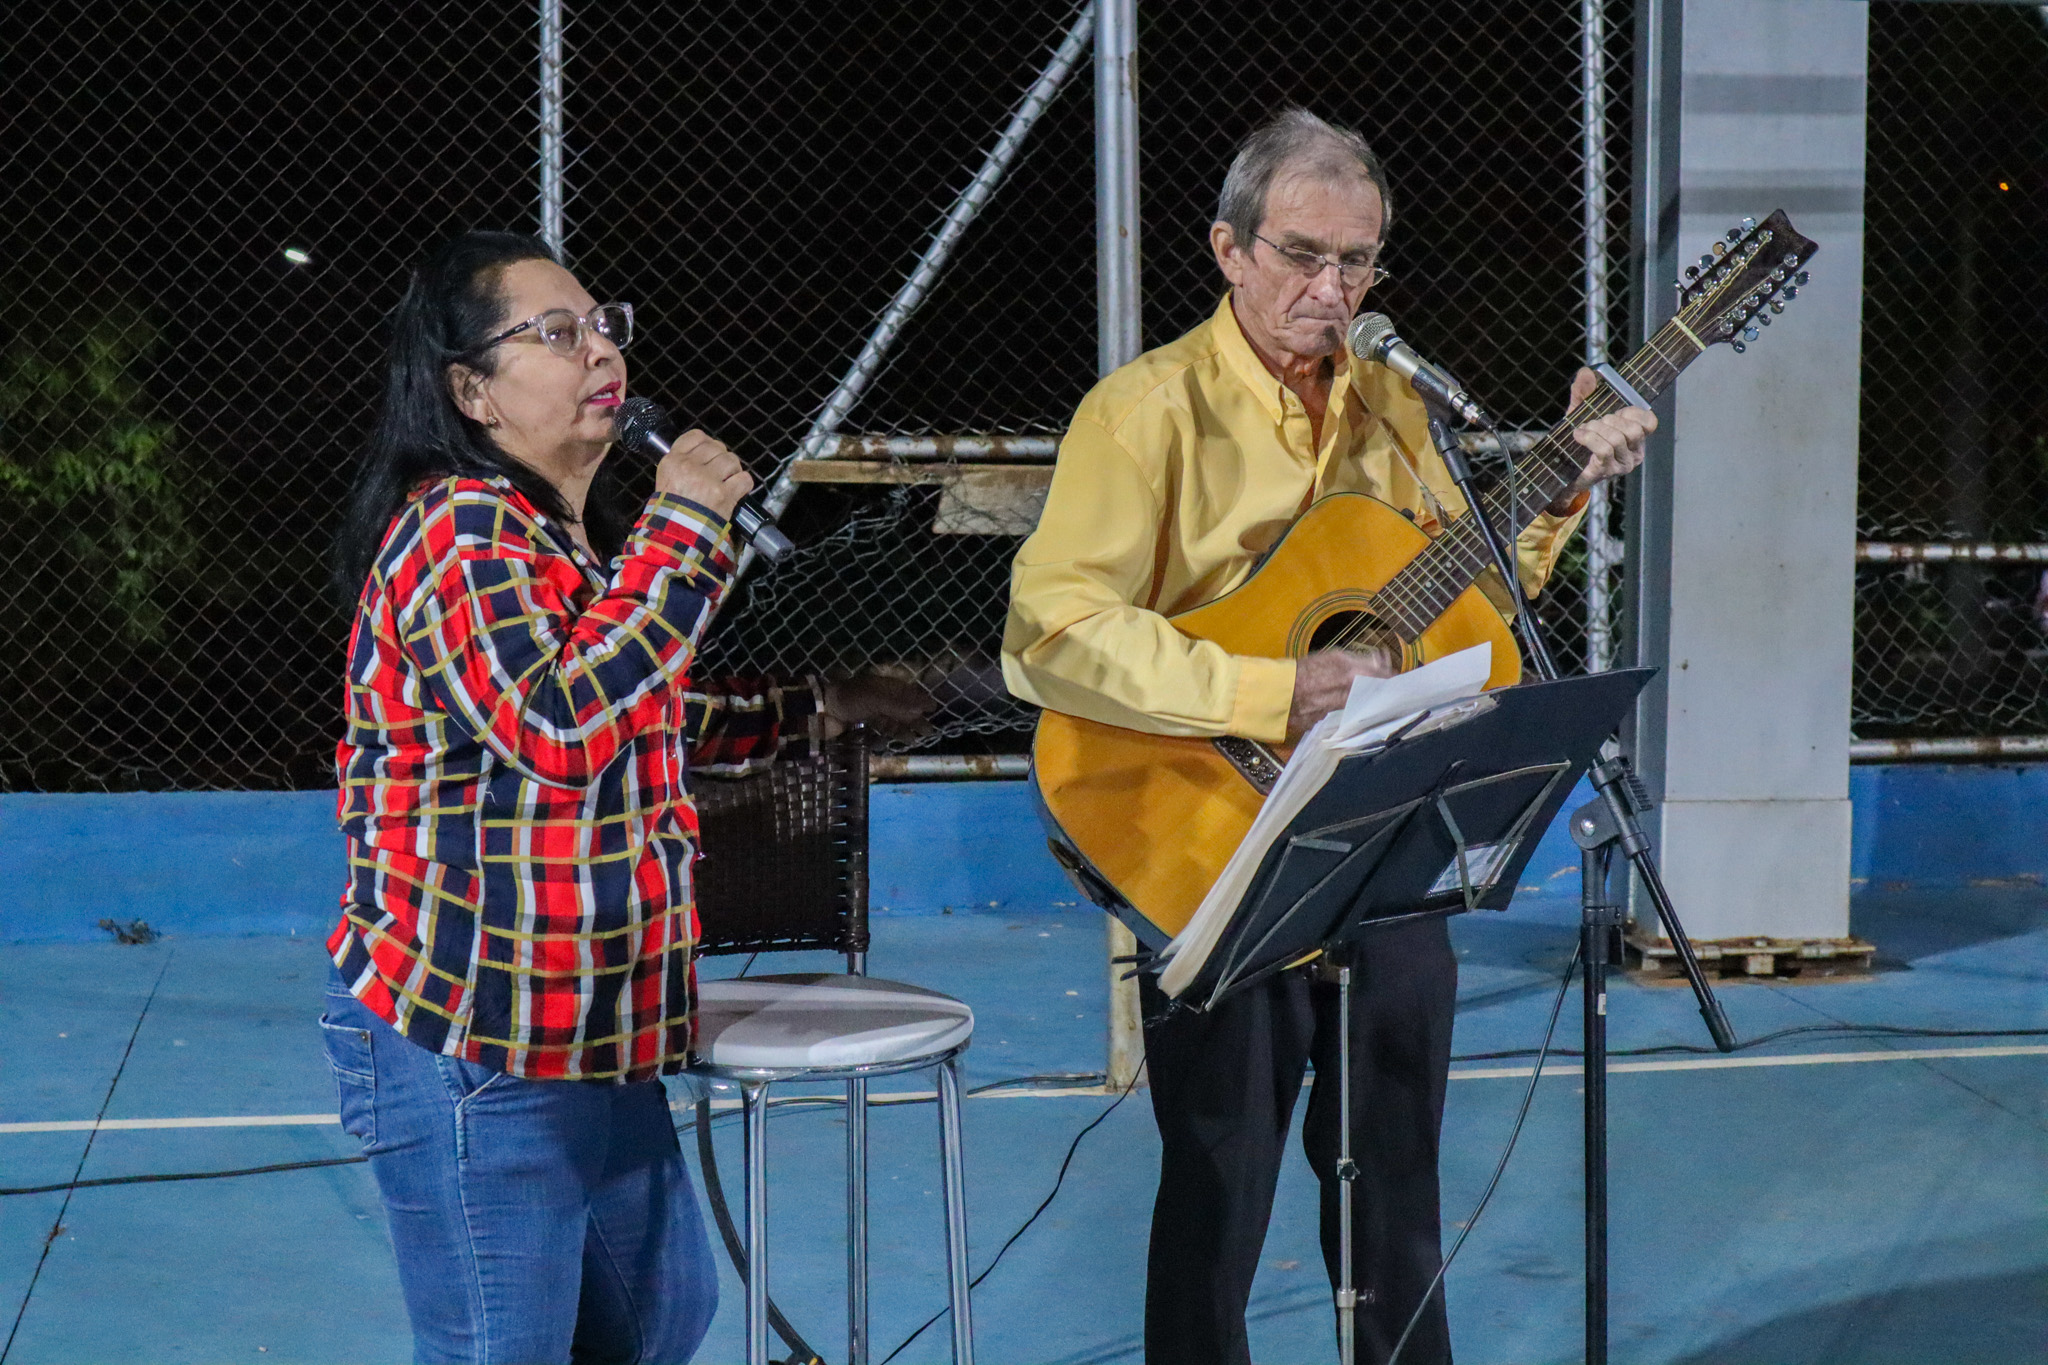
left=690, top=725, right=870, bottom=969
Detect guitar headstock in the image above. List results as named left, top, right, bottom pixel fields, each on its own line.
left=1675, top=209, right=1819, bottom=354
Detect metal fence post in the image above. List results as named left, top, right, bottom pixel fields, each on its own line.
left=1581, top=0, right=1621, bottom=673
left=726, top=1, right=1096, bottom=596
left=539, top=0, right=566, bottom=257
left=1096, top=0, right=1146, bottom=1093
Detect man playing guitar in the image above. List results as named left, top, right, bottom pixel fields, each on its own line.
left=1002, top=108, right=1653, bottom=1365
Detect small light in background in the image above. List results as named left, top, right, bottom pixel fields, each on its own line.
left=282, top=246, right=313, bottom=266
left=1997, top=181, right=2011, bottom=192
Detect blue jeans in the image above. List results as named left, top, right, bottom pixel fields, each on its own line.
left=320, top=970, right=718, bottom=1364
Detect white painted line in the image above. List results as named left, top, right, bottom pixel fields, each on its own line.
left=1446, top=1043, right=2048, bottom=1081
left=6, top=1046, right=2041, bottom=1134
left=0, top=1114, right=338, bottom=1135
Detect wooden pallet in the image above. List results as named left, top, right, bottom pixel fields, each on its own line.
left=1624, top=930, right=1877, bottom=982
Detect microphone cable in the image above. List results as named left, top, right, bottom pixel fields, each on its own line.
left=875, top=1062, right=1147, bottom=1365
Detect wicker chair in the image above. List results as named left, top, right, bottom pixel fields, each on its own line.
left=691, top=726, right=975, bottom=1365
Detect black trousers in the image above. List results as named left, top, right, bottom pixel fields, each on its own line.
left=1138, top=915, right=1458, bottom=1365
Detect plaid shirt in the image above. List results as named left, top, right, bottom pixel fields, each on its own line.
left=329, top=475, right=815, bottom=1081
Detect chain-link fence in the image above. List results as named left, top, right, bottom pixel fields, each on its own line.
left=1854, top=1, right=2048, bottom=743
left=706, top=0, right=1637, bottom=751
left=3, top=1, right=1633, bottom=792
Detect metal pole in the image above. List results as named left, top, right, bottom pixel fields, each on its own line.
left=1095, top=0, right=1146, bottom=1095
left=1581, top=0, right=1620, bottom=672
left=1095, top=0, right=1140, bottom=375
left=1335, top=961, right=1358, bottom=1365
left=743, top=1083, right=771, bottom=1365
left=538, top=0, right=566, bottom=257
left=732, top=2, right=1095, bottom=589
left=1580, top=846, right=1614, bottom=1365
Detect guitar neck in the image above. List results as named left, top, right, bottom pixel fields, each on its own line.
left=1366, top=316, right=1707, bottom=643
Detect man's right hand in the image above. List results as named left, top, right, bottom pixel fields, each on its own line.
left=1286, top=647, right=1397, bottom=739
left=653, top=429, right=754, bottom=520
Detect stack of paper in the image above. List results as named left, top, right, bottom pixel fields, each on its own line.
left=1157, top=643, right=1493, bottom=998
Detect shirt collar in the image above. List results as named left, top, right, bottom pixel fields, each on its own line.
left=1212, top=291, right=1357, bottom=425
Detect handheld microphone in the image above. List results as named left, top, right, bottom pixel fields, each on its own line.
left=1345, top=313, right=1495, bottom=428
left=612, top=396, right=795, bottom=564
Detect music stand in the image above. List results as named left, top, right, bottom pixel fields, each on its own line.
left=1167, top=668, right=1652, bottom=1365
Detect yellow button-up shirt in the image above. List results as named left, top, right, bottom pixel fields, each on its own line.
left=1002, top=294, right=1585, bottom=744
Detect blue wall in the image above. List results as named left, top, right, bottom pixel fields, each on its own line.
left=4, top=765, right=2046, bottom=943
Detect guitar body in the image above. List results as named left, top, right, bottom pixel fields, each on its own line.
left=1032, top=492, right=1521, bottom=945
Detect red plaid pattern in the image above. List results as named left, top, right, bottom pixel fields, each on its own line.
left=329, top=475, right=814, bottom=1081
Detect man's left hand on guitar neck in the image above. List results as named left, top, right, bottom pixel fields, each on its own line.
left=1542, top=366, right=1657, bottom=516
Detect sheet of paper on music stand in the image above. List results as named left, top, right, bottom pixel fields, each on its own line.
left=1158, top=643, right=1491, bottom=998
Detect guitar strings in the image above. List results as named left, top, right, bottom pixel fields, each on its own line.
left=1326, top=277, right=1765, bottom=652
left=1321, top=313, right=1712, bottom=658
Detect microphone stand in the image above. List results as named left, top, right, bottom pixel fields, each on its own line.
left=1421, top=399, right=1736, bottom=1365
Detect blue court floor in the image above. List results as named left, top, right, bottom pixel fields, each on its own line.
left=2, top=886, right=2043, bottom=1364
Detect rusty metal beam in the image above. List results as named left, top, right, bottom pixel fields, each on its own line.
left=1857, top=543, right=2048, bottom=564
left=826, top=435, right=1060, bottom=462
left=869, top=754, right=1030, bottom=781
left=1850, top=735, right=2048, bottom=762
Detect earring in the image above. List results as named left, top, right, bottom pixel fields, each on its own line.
left=486, top=416, right=500, bottom=428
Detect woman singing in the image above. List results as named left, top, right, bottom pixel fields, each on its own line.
left=323, top=231, right=914, bottom=1363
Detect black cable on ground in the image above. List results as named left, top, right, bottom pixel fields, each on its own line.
left=0, top=1154, right=368, bottom=1199
left=681, top=1069, right=1114, bottom=1364
left=3, top=950, right=173, bottom=1364
left=877, top=1063, right=1146, bottom=1365
left=1387, top=941, right=1581, bottom=1365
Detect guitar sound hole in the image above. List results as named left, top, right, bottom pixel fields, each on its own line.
left=1309, top=610, right=1405, bottom=660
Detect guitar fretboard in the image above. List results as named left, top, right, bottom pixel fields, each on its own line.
left=1364, top=312, right=1710, bottom=643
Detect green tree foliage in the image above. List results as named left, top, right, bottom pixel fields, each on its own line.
left=0, top=301, right=194, bottom=644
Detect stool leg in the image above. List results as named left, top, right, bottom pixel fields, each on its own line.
left=847, top=1075, right=869, bottom=1365
left=936, top=1056, right=974, bottom=1365
left=742, top=1081, right=770, bottom=1365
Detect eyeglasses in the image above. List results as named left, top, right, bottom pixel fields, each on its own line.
left=480, top=302, right=634, bottom=358
left=1251, top=234, right=1388, bottom=290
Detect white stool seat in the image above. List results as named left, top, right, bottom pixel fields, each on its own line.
left=694, top=972, right=975, bottom=1071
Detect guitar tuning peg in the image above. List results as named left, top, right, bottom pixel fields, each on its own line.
left=1740, top=217, right=1757, bottom=232
left=1757, top=312, right=1772, bottom=326
left=1725, top=227, right=1742, bottom=242
left=1769, top=300, right=1786, bottom=314
left=1712, top=241, right=1729, bottom=258
left=1698, top=253, right=1715, bottom=271
left=1794, top=271, right=1810, bottom=286
left=1784, top=285, right=1799, bottom=300
left=1742, top=326, right=1760, bottom=342
left=1684, top=265, right=1699, bottom=281
left=1731, top=340, right=1748, bottom=354
left=1783, top=252, right=1801, bottom=267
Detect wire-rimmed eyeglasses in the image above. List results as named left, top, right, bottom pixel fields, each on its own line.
left=480, top=302, right=634, bottom=358
left=1252, top=234, right=1388, bottom=291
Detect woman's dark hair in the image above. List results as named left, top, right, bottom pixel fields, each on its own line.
left=334, top=230, right=631, bottom=600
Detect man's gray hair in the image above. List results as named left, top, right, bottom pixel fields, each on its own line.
left=1216, top=108, right=1393, bottom=244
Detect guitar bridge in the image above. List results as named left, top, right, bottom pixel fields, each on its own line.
left=1214, top=736, right=1284, bottom=796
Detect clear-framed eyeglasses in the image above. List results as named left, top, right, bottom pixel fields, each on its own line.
left=481, top=302, right=634, bottom=358
left=1251, top=234, right=1388, bottom=291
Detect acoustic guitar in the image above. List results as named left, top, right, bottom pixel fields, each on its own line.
left=1034, top=210, right=1821, bottom=948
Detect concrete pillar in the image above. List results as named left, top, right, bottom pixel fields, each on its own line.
left=1624, top=0, right=1867, bottom=945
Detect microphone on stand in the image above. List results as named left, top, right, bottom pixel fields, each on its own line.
left=1346, top=312, right=1496, bottom=428
left=612, top=396, right=795, bottom=564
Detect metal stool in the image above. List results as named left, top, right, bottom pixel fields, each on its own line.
left=692, top=974, right=975, bottom=1365
left=690, top=728, right=976, bottom=1365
